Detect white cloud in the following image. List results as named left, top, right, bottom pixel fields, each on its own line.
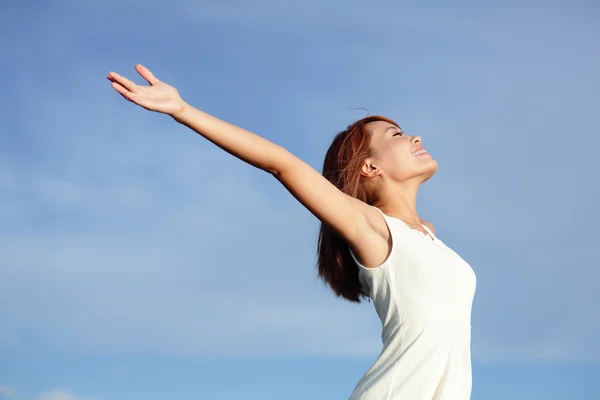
left=34, top=390, right=88, bottom=400
left=0, top=386, right=16, bottom=399
left=0, top=386, right=91, bottom=400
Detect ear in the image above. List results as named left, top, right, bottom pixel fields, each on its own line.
left=360, top=159, right=382, bottom=178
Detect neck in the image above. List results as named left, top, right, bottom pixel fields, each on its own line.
left=372, top=179, right=422, bottom=227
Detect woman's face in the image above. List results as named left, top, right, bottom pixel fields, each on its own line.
left=364, top=121, right=438, bottom=184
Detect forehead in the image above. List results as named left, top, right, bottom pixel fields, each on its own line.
left=365, top=120, right=401, bottom=137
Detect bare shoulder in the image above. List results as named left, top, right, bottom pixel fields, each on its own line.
left=421, top=220, right=435, bottom=234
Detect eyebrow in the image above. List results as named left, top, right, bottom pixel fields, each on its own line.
left=385, top=126, right=403, bottom=134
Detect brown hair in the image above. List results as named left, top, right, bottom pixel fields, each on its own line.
left=317, top=115, right=400, bottom=302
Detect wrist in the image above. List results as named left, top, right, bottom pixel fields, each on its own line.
left=170, top=100, right=191, bottom=121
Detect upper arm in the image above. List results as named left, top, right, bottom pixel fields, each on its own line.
left=273, top=150, right=388, bottom=261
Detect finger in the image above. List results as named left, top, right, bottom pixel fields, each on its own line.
left=107, top=71, right=139, bottom=93
left=111, top=81, right=140, bottom=103
left=136, top=64, right=159, bottom=85
left=110, top=81, right=153, bottom=110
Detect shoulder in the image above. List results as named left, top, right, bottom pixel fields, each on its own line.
left=421, top=220, right=435, bottom=234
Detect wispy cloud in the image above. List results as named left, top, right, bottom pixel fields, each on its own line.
left=1, top=0, right=598, bottom=372
left=0, top=61, right=379, bottom=358
left=0, top=327, right=19, bottom=347
left=34, top=390, right=89, bottom=400
left=0, top=386, right=16, bottom=399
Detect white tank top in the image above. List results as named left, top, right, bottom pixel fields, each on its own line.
left=348, top=207, right=477, bottom=400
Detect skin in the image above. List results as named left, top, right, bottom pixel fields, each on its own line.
left=362, top=121, right=438, bottom=233
left=107, top=64, right=438, bottom=270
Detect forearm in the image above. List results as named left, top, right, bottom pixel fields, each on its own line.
left=172, top=101, right=287, bottom=175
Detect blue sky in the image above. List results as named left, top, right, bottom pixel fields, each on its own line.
left=0, top=0, right=598, bottom=399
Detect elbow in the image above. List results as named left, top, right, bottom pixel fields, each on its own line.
left=267, top=167, right=281, bottom=177
left=267, top=146, right=295, bottom=177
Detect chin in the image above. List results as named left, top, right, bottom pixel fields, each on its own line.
left=419, top=160, right=438, bottom=183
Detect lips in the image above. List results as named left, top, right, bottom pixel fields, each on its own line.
left=412, top=147, right=428, bottom=156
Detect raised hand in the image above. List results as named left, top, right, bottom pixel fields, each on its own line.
left=107, top=64, right=186, bottom=116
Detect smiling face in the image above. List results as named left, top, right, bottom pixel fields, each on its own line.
left=362, top=120, right=438, bottom=184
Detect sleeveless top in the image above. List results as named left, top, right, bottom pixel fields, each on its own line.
left=348, top=207, right=477, bottom=400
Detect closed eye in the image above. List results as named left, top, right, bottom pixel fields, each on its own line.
left=385, top=126, right=404, bottom=136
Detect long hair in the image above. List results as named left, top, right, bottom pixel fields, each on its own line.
left=317, top=115, right=400, bottom=302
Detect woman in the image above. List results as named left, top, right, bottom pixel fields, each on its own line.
left=108, top=64, right=477, bottom=400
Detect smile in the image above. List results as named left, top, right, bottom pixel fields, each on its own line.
left=412, top=149, right=428, bottom=156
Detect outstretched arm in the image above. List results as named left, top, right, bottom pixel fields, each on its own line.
left=108, top=65, right=389, bottom=264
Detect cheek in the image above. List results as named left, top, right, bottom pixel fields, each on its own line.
left=392, top=144, right=415, bottom=166
left=396, top=154, right=420, bottom=174
left=380, top=146, right=416, bottom=175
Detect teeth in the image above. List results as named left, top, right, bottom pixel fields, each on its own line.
left=413, top=150, right=427, bottom=156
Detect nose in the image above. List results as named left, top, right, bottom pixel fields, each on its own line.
left=411, top=135, right=422, bottom=144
